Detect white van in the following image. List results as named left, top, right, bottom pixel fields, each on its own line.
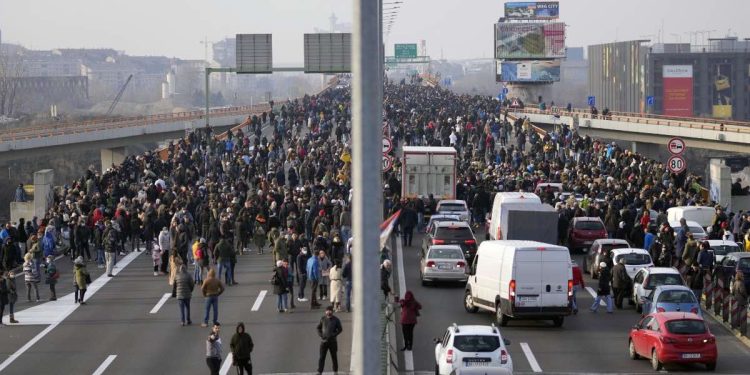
left=487, top=192, right=542, bottom=240
left=667, top=206, right=715, bottom=229
left=463, top=240, right=572, bottom=327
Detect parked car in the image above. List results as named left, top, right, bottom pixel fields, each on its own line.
left=434, top=324, right=512, bottom=375
left=584, top=239, right=630, bottom=278
left=631, top=267, right=685, bottom=313
left=670, top=220, right=708, bottom=241
left=610, top=248, right=654, bottom=279
left=568, top=217, right=608, bottom=252
left=641, top=285, right=702, bottom=317
left=706, top=240, right=740, bottom=264
left=628, top=312, right=716, bottom=371
left=426, top=214, right=462, bottom=234
left=712, top=252, right=750, bottom=292
left=423, top=221, right=478, bottom=261
left=420, top=245, right=468, bottom=286
left=436, top=200, right=471, bottom=223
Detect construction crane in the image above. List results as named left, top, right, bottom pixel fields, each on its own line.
left=106, top=74, right=133, bottom=116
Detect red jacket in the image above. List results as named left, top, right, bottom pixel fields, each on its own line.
left=399, top=291, right=422, bottom=324
left=572, top=265, right=585, bottom=287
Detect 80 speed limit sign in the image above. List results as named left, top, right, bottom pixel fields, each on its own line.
left=667, top=155, right=686, bottom=173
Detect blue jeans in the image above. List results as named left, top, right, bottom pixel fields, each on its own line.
left=591, top=294, right=613, bottom=313
left=96, top=248, right=105, bottom=266
left=193, top=263, right=203, bottom=283
left=277, top=293, right=288, bottom=310
left=218, top=260, right=232, bottom=285
left=345, top=280, right=353, bottom=311
left=341, top=226, right=351, bottom=245
left=178, top=298, right=191, bottom=323
left=204, top=296, right=219, bottom=324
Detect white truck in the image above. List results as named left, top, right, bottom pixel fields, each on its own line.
left=401, top=146, right=457, bottom=200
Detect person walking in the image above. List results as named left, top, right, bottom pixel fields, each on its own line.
left=23, top=253, right=41, bottom=302
left=591, top=262, right=613, bottom=313
left=397, top=290, right=422, bottom=351
left=329, top=260, right=343, bottom=312
left=272, top=260, right=289, bottom=313
left=44, top=255, right=59, bottom=301
left=175, top=264, right=194, bottom=326
left=201, top=268, right=225, bottom=327
left=316, top=305, right=343, bottom=375
left=205, top=322, right=223, bottom=375
left=215, top=238, right=234, bottom=286
left=611, top=257, right=630, bottom=309
left=0, top=271, right=19, bottom=324
left=253, top=215, right=267, bottom=255
left=307, top=249, right=321, bottom=309
left=230, top=322, right=254, bottom=375
left=73, top=256, right=90, bottom=304
left=297, top=248, right=309, bottom=302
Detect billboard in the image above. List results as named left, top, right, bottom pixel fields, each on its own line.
left=495, top=22, right=565, bottom=59
left=395, top=44, right=417, bottom=58
left=662, top=65, right=693, bottom=117
left=711, top=63, right=733, bottom=118
left=505, top=2, right=560, bottom=19
left=304, top=33, right=351, bottom=73
left=500, top=60, right=560, bottom=82
left=236, top=34, right=272, bottom=74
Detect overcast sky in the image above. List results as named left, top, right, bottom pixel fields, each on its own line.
left=1, top=0, right=748, bottom=63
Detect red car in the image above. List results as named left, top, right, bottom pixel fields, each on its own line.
left=567, top=217, right=607, bottom=252
left=628, top=312, right=717, bottom=371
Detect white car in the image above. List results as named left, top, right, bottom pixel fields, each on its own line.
left=436, top=200, right=471, bottom=223
left=669, top=220, right=708, bottom=241
left=435, top=324, right=512, bottom=375
left=610, top=248, right=654, bottom=279
left=420, top=245, right=468, bottom=285
left=426, top=214, right=462, bottom=233
left=631, top=267, right=685, bottom=313
left=707, top=240, right=740, bottom=263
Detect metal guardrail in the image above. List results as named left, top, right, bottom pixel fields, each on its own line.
left=702, top=274, right=749, bottom=340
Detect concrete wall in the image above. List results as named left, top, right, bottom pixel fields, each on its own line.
left=9, top=169, right=54, bottom=224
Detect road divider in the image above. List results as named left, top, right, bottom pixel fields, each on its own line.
left=251, top=290, right=267, bottom=312
left=520, top=342, right=542, bottom=373
left=149, top=293, right=172, bottom=314
left=92, top=355, right=117, bottom=375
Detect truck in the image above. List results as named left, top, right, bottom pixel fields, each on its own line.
left=401, top=146, right=457, bottom=200
left=489, top=200, right=558, bottom=245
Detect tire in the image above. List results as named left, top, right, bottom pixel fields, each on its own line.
left=628, top=340, right=640, bottom=360
left=485, top=232, right=490, bottom=240
left=464, top=290, right=478, bottom=313
left=583, top=257, right=589, bottom=274
left=651, top=349, right=662, bottom=371
left=552, top=316, right=564, bottom=327
left=435, top=363, right=440, bottom=375
left=706, top=362, right=716, bottom=371
left=496, top=304, right=509, bottom=326
left=591, top=264, right=599, bottom=279
left=635, top=301, right=642, bottom=313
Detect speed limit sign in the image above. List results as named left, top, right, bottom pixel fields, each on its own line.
left=382, top=155, right=394, bottom=172
left=667, top=155, right=686, bottom=173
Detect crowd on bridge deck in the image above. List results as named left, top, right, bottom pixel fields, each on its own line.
left=0, top=80, right=748, bottom=372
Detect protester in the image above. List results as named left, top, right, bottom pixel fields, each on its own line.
left=201, top=268, right=225, bottom=327
left=0, top=271, right=19, bottom=324
left=44, top=255, right=58, bottom=301
left=397, top=290, right=422, bottom=351
left=316, top=305, right=342, bottom=375
left=175, top=264, right=194, bottom=326
left=206, top=322, right=223, bottom=375
left=230, top=322, right=254, bottom=375
left=73, top=256, right=90, bottom=304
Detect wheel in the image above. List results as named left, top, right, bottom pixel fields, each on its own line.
left=435, top=363, right=440, bottom=375
left=496, top=304, right=509, bottom=326
left=706, top=362, right=716, bottom=371
left=591, top=264, right=599, bottom=279
left=583, top=257, right=589, bottom=274
left=651, top=349, right=662, bottom=371
left=552, top=316, right=564, bottom=327
left=628, top=340, right=640, bottom=360
left=635, top=301, right=642, bottom=313
left=485, top=232, right=490, bottom=240
left=464, top=290, right=478, bottom=313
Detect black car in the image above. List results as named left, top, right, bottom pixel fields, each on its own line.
left=422, top=221, right=478, bottom=260
left=713, top=252, right=750, bottom=292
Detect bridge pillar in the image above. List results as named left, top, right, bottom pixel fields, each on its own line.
left=101, top=147, right=126, bottom=172
left=709, top=158, right=732, bottom=209
left=631, top=141, right=637, bottom=153
left=10, top=169, right=54, bottom=225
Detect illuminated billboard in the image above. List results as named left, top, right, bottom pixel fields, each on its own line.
left=500, top=60, right=560, bottom=82
left=662, top=65, right=693, bottom=117
left=505, top=2, right=560, bottom=20
left=495, top=22, right=565, bottom=59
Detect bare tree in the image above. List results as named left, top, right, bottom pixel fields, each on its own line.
left=0, top=52, right=26, bottom=116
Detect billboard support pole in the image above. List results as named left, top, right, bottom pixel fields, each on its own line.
left=352, top=0, right=383, bottom=373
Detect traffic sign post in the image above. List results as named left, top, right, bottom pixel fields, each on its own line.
left=382, top=138, right=393, bottom=154
left=667, top=155, right=686, bottom=173
left=667, top=137, right=686, bottom=155
left=382, top=155, right=393, bottom=172
left=587, top=96, right=595, bottom=106
left=646, top=96, right=654, bottom=106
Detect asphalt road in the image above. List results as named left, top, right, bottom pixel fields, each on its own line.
left=391, top=229, right=750, bottom=374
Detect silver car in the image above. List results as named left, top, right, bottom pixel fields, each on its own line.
left=420, top=245, right=468, bottom=286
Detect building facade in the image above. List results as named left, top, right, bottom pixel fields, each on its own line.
left=588, top=40, right=649, bottom=113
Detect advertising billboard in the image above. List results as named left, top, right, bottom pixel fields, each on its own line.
left=500, top=60, right=560, bottom=82
left=495, top=22, right=565, bottom=59
left=505, top=2, right=560, bottom=19
left=662, top=65, right=693, bottom=117
left=711, top=63, right=733, bottom=118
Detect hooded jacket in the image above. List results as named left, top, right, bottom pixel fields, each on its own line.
left=230, top=323, right=254, bottom=361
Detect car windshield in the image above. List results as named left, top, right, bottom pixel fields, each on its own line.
left=616, top=253, right=651, bottom=265
left=431, top=217, right=459, bottom=226
left=435, top=226, right=474, bottom=240
left=453, top=335, right=501, bottom=352
left=688, top=226, right=704, bottom=235
left=428, top=248, right=464, bottom=259
left=665, top=320, right=707, bottom=335
left=645, top=274, right=684, bottom=288
left=657, top=290, right=697, bottom=303
left=601, top=244, right=629, bottom=253
left=438, top=203, right=466, bottom=212
left=711, top=245, right=738, bottom=256
left=575, top=221, right=604, bottom=230
left=739, top=258, right=750, bottom=270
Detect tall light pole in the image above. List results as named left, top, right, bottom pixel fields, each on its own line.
left=352, top=0, right=383, bottom=374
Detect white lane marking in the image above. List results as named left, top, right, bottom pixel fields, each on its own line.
left=251, top=290, right=267, bottom=311
left=149, top=293, right=171, bottom=314
left=0, top=251, right=143, bottom=372
left=219, top=353, right=233, bottom=375
left=585, top=286, right=606, bottom=306
left=395, top=239, right=414, bottom=373
left=520, top=342, right=543, bottom=373
left=92, top=355, right=117, bottom=375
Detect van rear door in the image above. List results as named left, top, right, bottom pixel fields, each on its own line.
left=513, top=249, right=542, bottom=309
left=540, top=250, right=572, bottom=308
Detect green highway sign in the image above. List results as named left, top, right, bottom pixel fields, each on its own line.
left=394, top=43, right=418, bottom=58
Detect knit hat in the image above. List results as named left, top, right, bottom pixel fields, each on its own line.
left=74, top=256, right=84, bottom=265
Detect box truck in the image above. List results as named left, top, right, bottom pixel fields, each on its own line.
left=401, top=146, right=457, bottom=200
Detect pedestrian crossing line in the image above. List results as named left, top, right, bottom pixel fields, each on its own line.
left=219, top=353, right=233, bottom=375
left=92, top=354, right=117, bottom=375
left=585, top=286, right=607, bottom=306
left=149, top=293, right=171, bottom=314
left=251, top=290, right=268, bottom=311
left=520, top=342, right=542, bottom=373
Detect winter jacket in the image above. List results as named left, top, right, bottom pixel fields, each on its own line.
left=23, top=261, right=40, bottom=283
left=597, top=268, right=611, bottom=295
left=74, top=264, right=89, bottom=289
left=398, top=291, right=422, bottom=325
left=272, top=266, right=288, bottom=295
left=230, top=325, right=254, bottom=361
left=215, top=239, right=234, bottom=263
left=306, top=256, right=320, bottom=282
left=158, top=229, right=171, bottom=254
left=201, top=275, right=225, bottom=297
left=175, top=269, right=195, bottom=300
left=317, top=315, right=343, bottom=342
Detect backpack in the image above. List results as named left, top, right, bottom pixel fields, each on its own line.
left=270, top=271, right=281, bottom=286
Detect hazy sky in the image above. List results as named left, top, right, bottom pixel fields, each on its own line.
left=1, top=0, right=749, bottom=63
